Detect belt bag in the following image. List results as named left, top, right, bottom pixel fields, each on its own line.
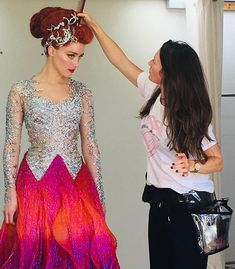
left=187, top=194, right=233, bottom=255
left=142, top=185, right=233, bottom=255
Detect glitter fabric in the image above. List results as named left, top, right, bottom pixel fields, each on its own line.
left=0, top=156, right=120, bottom=268
left=3, top=78, right=105, bottom=205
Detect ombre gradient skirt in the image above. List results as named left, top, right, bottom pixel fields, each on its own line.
left=0, top=155, right=120, bottom=269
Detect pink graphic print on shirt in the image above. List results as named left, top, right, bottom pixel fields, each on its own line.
left=141, top=115, right=163, bottom=157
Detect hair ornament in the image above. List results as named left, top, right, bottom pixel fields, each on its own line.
left=44, top=12, right=80, bottom=53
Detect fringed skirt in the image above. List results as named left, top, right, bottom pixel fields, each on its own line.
left=0, top=155, right=120, bottom=269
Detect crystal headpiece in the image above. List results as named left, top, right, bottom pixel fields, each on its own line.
left=43, top=13, right=80, bottom=53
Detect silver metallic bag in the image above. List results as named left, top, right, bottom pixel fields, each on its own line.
left=191, top=199, right=233, bottom=255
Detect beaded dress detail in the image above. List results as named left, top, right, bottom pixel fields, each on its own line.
left=0, top=78, right=120, bottom=269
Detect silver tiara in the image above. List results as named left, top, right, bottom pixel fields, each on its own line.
left=43, top=13, right=80, bottom=53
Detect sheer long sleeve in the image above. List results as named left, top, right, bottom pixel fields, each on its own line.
left=3, top=84, right=24, bottom=203
left=80, top=88, right=105, bottom=206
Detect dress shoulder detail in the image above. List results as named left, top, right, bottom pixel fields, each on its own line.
left=70, top=79, right=92, bottom=98
left=9, top=79, right=34, bottom=98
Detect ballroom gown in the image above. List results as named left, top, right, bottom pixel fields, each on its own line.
left=0, top=77, right=120, bottom=269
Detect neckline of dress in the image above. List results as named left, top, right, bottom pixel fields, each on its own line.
left=29, top=76, right=75, bottom=106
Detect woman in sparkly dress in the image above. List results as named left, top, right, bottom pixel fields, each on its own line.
left=0, top=7, right=120, bottom=269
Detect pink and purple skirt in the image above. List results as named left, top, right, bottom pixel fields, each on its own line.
left=0, top=155, right=120, bottom=269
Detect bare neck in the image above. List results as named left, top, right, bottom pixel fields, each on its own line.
left=35, top=62, right=69, bottom=85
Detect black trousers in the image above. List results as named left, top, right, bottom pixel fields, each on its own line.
left=143, top=185, right=208, bottom=269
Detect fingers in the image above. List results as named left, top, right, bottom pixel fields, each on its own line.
left=171, top=153, right=189, bottom=176
left=3, top=207, right=17, bottom=225
left=3, top=209, right=8, bottom=224
left=76, top=12, right=88, bottom=20
left=76, top=12, right=85, bottom=16
left=9, top=211, right=15, bottom=225
left=77, top=11, right=87, bottom=15
left=76, top=12, right=94, bottom=26
left=76, top=12, right=86, bottom=25
left=3, top=211, right=15, bottom=225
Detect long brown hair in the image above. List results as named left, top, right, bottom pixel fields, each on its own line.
left=140, top=40, right=213, bottom=161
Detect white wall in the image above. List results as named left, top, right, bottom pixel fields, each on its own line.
left=221, top=11, right=235, bottom=264
left=1, top=0, right=234, bottom=267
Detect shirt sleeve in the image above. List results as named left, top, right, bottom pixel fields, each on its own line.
left=3, top=83, right=24, bottom=203
left=79, top=87, right=105, bottom=207
left=137, top=72, right=158, bottom=98
left=201, top=124, right=217, bottom=151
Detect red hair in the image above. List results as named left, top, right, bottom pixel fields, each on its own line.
left=30, top=7, right=93, bottom=48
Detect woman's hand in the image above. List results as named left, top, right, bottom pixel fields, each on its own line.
left=3, top=188, right=18, bottom=225
left=171, top=153, right=191, bottom=177
left=171, top=144, right=223, bottom=176
left=77, top=12, right=96, bottom=28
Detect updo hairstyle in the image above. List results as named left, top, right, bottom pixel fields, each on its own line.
left=30, top=7, right=93, bottom=51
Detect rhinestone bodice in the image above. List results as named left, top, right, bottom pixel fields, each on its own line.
left=3, top=78, right=104, bottom=204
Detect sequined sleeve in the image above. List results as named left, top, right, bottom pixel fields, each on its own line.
left=79, top=87, right=105, bottom=207
left=3, top=84, right=24, bottom=203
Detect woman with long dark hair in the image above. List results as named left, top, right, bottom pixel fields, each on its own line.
left=0, top=7, right=120, bottom=268
left=80, top=13, right=223, bottom=269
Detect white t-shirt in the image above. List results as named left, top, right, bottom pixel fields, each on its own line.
left=137, top=72, right=217, bottom=194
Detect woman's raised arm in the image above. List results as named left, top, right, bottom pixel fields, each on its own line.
left=79, top=12, right=143, bottom=87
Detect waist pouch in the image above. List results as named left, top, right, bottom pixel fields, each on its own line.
left=142, top=184, right=233, bottom=256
